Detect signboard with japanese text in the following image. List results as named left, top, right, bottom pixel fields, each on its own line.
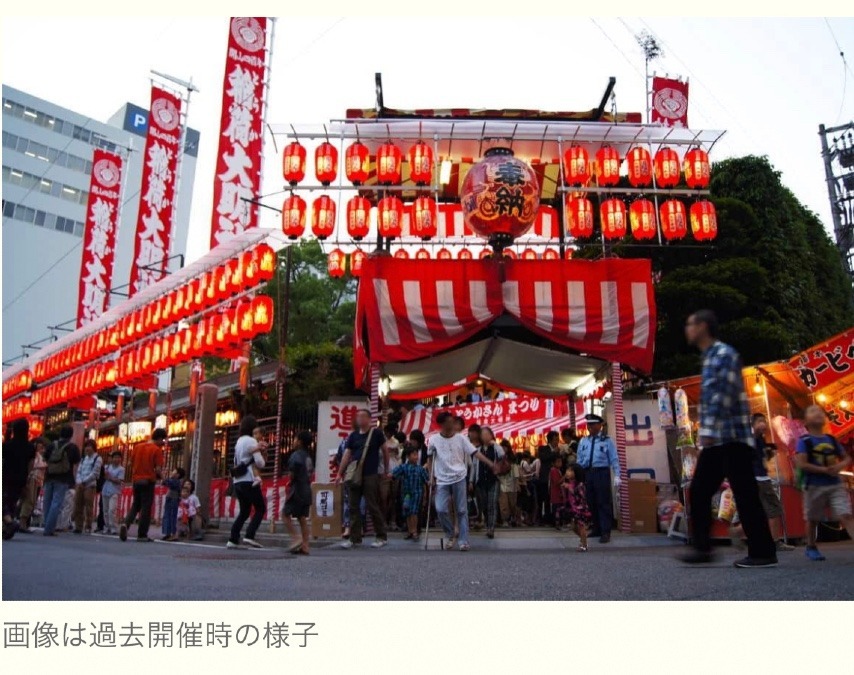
left=128, top=86, right=183, bottom=297
left=789, top=328, right=854, bottom=392
left=316, top=398, right=369, bottom=483
left=209, top=16, right=269, bottom=249
left=606, top=398, right=669, bottom=481
left=76, top=149, right=123, bottom=328
left=651, top=76, right=689, bottom=128
left=448, top=396, right=561, bottom=428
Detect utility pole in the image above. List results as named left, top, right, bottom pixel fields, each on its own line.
left=818, top=122, right=854, bottom=286
left=635, top=30, right=663, bottom=124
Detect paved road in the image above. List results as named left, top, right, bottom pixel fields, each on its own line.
left=3, top=529, right=853, bottom=601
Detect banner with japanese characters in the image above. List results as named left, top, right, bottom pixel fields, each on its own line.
left=605, top=398, right=669, bottom=482
left=651, top=76, right=689, bottom=128
left=76, top=149, right=123, bottom=328
left=209, top=16, right=269, bottom=250
left=789, top=328, right=854, bottom=392
left=128, top=86, right=183, bottom=297
left=316, top=398, right=369, bottom=483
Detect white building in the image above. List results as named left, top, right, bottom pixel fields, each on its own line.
left=2, top=85, right=200, bottom=365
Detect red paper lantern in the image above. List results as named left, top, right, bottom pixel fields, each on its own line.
left=503, top=249, right=517, bottom=259
left=543, top=248, right=559, bottom=260
left=192, top=318, right=207, bottom=355
left=411, top=196, right=438, bottom=240
left=460, top=147, right=540, bottom=249
left=250, top=296, right=274, bottom=335
left=315, top=142, right=338, bottom=186
left=345, top=142, right=370, bottom=185
left=346, top=196, right=371, bottom=240
left=281, top=195, right=307, bottom=239
left=408, top=142, right=434, bottom=185
left=255, top=243, right=276, bottom=282
left=457, top=248, right=473, bottom=260
left=393, top=249, right=410, bottom=260
left=350, top=250, right=367, bottom=277
left=595, top=146, right=621, bottom=187
left=241, top=249, right=259, bottom=289
left=377, top=197, right=403, bottom=238
left=415, top=248, right=431, bottom=260
left=205, top=268, right=220, bottom=308
left=600, top=199, right=627, bottom=239
left=282, top=142, right=306, bottom=186
left=328, top=249, right=346, bottom=278
left=654, top=147, right=681, bottom=188
left=217, top=263, right=233, bottom=301
left=563, top=145, right=590, bottom=186
left=478, top=249, right=493, bottom=259
left=376, top=143, right=403, bottom=185
left=230, top=258, right=244, bottom=294
left=684, top=148, right=711, bottom=189
left=565, top=196, right=594, bottom=238
left=436, top=247, right=452, bottom=260
left=238, top=303, right=255, bottom=341
left=626, top=146, right=652, bottom=187
left=690, top=200, right=718, bottom=241
left=629, top=199, right=657, bottom=240
left=521, top=248, right=538, bottom=260
left=311, top=195, right=336, bottom=239
left=660, top=200, right=688, bottom=240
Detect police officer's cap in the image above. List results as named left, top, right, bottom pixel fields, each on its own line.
left=584, top=413, right=604, bottom=424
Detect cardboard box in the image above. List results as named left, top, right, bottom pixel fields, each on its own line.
left=310, top=483, right=343, bottom=539
left=628, top=478, right=659, bottom=533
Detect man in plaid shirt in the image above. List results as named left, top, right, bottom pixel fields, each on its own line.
left=682, top=310, right=777, bottom=568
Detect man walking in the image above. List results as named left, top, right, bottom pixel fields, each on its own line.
left=42, top=426, right=81, bottom=537
left=426, top=412, right=497, bottom=552
left=2, top=419, right=35, bottom=540
left=119, top=428, right=165, bottom=543
left=576, top=414, right=621, bottom=543
left=682, top=310, right=777, bottom=568
left=335, top=409, right=390, bottom=549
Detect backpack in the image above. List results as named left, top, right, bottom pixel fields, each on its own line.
left=46, top=441, right=70, bottom=476
left=796, top=434, right=841, bottom=490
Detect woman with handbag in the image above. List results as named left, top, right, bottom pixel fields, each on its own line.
left=227, top=415, right=268, bottom=550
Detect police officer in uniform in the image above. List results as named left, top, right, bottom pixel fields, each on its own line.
left=576, top=414, right=622, bottom=543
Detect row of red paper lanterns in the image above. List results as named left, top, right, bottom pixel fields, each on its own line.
left=2, top=397, right=32, bottom=423
left=284, top=141, right=434, bottom=187
left=566, top=197, right=717, bottom=241
left=33, top=244, right=277, bottom=384
left=32, top=297, right=275, bottom=412
left=2, top=369, right=32, bottom=399
left=282, top=194, right=438, bottom=241
left=282, top=140, right=710, bottom=190
left=327, top=247, right=575, bottom=277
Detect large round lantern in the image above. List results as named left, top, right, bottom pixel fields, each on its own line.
left=346, top=196, right=371, bottom=240
left=281, top=195, right=306, bottom=239
left=629, top=199, right=657, bottom=240
left=595, top=146, right=621, bottom=187
left=408, top=142, right=434, bottom=185
left=282, top=142, right=306, bottom=186
left=458, top=248, right=473, bottom=260
left=690, top=200, right=718, bottom=241
left=600, top=198, right=627, bottom=239
left=660, top=200, right=688, bottom=240
left=377, top=196, right=403, bottom=238
left=311, top=195, right=336, bottom=239
left=377, top=143, right=403, bottom=185
left=521, top=248, right=538, bottom=260
left=565, top=196, right=594, bottom=238
left=626, top=146, right=653, bottom=187
left=437, top=247, right=453, bottom=260
left=415, top=248, right=431, bottom=260
left=543, top=248, right=559, bottom=260
left=411, top=196, right=438, bottom=240
left=345, top=142, right=370, bottom=185
left=654, top=147, right=681, bottom=188
left=684, top=148, right=711, bottom=189
left=328, top=249, right=346, bottom=278
left=563, top=145, right=590, bottom=186
left=459, top=147, right=540, bottom=251
left=315, top=142, right=338, bottom=186
left=393, top=249, right=410, bottom=260
left=350, top=249, right=367, bottom=277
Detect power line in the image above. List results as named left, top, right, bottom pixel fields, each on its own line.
left=825, top=17, right=852, bottom=123
left=589, top=18, right=645, bottom=79
left=825, top=17, right=854, bottom=80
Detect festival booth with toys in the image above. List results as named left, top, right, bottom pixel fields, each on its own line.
left=661, top=327, right=854, bottom=544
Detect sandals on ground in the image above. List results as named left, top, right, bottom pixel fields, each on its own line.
left=576, top=545, right=588, bottom=552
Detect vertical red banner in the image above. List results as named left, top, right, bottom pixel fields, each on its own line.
left=651, top=76, right=689, bottom=128
left=129, top=86, right=183, bottom=297
left=209, top=16, right=268, bottom=250
left=77, top=149, right=123, bottom=328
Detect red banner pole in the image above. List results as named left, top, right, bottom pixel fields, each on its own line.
left=611, top=362, right=631, bottom=533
